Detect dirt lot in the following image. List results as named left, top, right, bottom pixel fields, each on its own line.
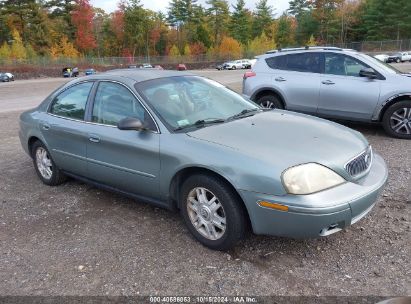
left=0, top=68, right=410, bottom=298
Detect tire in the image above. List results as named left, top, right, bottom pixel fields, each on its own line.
left=257, top=94, right=284, bottom=109
left=232, top=66, right=236, bottom=70
left=31, top=141, right=66, bottom=186
left=382, top=100, right=411, bottom=139
left=180, top=174, right=247, bottom=251
left=396, top=58, right=400, bottom=63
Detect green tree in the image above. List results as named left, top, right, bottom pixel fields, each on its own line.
left=288, top=0, right=312, bottom=17
left=360, top=0, right=411, bottom=41
left=206, top=0, right=230, bottom=45
left=252, top=0, right=274, bottom=39
left=124, top=0, right=151, bottom=57
left=275, top=14, right=295, bottom=48
left=229, top=0, right=251, bottom=45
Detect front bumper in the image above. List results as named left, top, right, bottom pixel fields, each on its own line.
left=239, top=153, right=388, bottom=238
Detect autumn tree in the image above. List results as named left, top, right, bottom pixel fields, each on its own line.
left=216, top=36, right=242, bottom=59
left=10, top=29, right=27, bottom=59
left=189, top=42, right=206, bottom=55
left=248, top=32, right=276, bottom=55
left=71, top=0, right=96, bottom=53
left=0, top=42, right=11, bottom=60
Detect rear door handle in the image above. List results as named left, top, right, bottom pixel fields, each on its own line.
left=322, top=80, right=335, bottom=85
left=275, top=77, right=286, bottom=82
left=42, top=123, right=50, bottom=130
left=89, top=134, right=100, bottom=143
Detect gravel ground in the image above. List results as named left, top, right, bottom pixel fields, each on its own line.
left=0, top=69, right=410, bottom=297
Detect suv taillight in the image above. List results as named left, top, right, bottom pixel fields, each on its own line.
left=243, top=71, right=256, bottom=79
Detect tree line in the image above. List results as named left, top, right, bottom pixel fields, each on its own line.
left=0, top=0, right=410, bottom=61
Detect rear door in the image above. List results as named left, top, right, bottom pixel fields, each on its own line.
left=43, top=81, right=94, bottom=176
left=266, top=52, right=322, bottom=114
left=85, top=81, right=161, bottom=198
left=318, top=53, right=381, bottom=120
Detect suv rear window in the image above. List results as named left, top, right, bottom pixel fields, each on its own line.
left=266, top=52, right=321, bottom=73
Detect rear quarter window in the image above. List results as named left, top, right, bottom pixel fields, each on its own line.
left=265, top=55, right=287, bottom=70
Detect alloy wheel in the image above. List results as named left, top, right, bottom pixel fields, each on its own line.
left=186, top=187, right=226, bottom=241
left=260, top=100, right=276, bottom=109
left=35, top=147, right=53, bottom=180
left=390, top=107, right=411, bottom=135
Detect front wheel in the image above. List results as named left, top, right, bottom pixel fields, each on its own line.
left=32, top=141, right=66, bottom=185
left=180, top=174, right=247, bottom=250
left=396, top=58, right=401, bottom=63
left=382, top=100, right=411, bottom=139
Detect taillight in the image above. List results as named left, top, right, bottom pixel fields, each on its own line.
left=243, top=71, right=256, bottom=79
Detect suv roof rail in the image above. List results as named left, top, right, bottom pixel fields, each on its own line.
left=265, top=46, right=345, bottom=54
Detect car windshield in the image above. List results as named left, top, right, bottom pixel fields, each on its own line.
left=135, top=76, right=260, bottom=131
left=360, top=54, right=401, bottom=74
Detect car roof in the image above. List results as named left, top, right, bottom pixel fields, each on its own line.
left=99, top=68, right=193, bottom=82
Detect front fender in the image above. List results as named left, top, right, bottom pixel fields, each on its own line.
left=373, top=92, right=411, bottom=120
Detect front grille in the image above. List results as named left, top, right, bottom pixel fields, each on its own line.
left=345, top=146, right=373, bottom=177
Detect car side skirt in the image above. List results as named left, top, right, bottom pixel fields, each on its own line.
left=62, top=171, right=174, bottom=211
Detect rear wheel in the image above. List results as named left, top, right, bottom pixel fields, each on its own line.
left=257, top=94, right=284, bottom=109
left=180, top=174, right=247, bottom=250
left=32, top=141, right=66, bottom=185
left=396, top=58, right=401, bottom=63
left=382, top=100, right=411, bottom=139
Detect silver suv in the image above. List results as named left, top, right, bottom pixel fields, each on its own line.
left=243, top=47, right=411, bottom=139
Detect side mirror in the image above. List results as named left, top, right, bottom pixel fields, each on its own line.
left=359, top=68, right=378, bottom=79
left=117, top=117, right=145, bottom=131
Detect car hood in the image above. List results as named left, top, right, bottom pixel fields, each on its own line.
left=187, top=110, right=368, bottom=178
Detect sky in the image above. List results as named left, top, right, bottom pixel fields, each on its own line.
left=90, top=0, right=290, bottom=15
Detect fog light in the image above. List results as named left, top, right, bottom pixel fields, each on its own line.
left=258, top=201, right=289, bottom=212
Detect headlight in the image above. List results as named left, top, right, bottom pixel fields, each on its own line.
left=282, top=163, right=345, bottom=195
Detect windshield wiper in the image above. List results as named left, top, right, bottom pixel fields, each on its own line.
left=174, top=118, right=225, bottom=131
left=226, top=108, right=261, bottom=121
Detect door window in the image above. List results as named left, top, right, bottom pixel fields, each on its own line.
left=285, top=53, right=321, bottom=73
left=50, top=82, right=93, bottom=120
left=325, top=53, right=368, bottom=77
left=92, top=82, right=156, bottom=130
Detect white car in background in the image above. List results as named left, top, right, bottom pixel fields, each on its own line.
left=225, top=59, right=252, bottom=70
left=225, top=60, right=245, bottom=70
left=374, top=54, right=389, bottom=63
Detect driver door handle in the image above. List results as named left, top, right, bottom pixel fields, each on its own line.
left=322, top=80, right=335, bottom=85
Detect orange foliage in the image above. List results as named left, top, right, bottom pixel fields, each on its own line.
left=216, top=36, right=242, bottom=58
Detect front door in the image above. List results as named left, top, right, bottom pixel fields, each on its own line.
left=85, top=81, right=160, bottom=198
left=318, top=53, right=381, bottom=120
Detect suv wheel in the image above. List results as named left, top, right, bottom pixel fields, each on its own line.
left=396, top=58, right=401, bottom=63
left=32, top=141, right=66, bottom=185
left=257, top=94, right=284, bottom=109
left=180, top=174, right=247, bottom=250
left=382, top=100, right=411, bottom=139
